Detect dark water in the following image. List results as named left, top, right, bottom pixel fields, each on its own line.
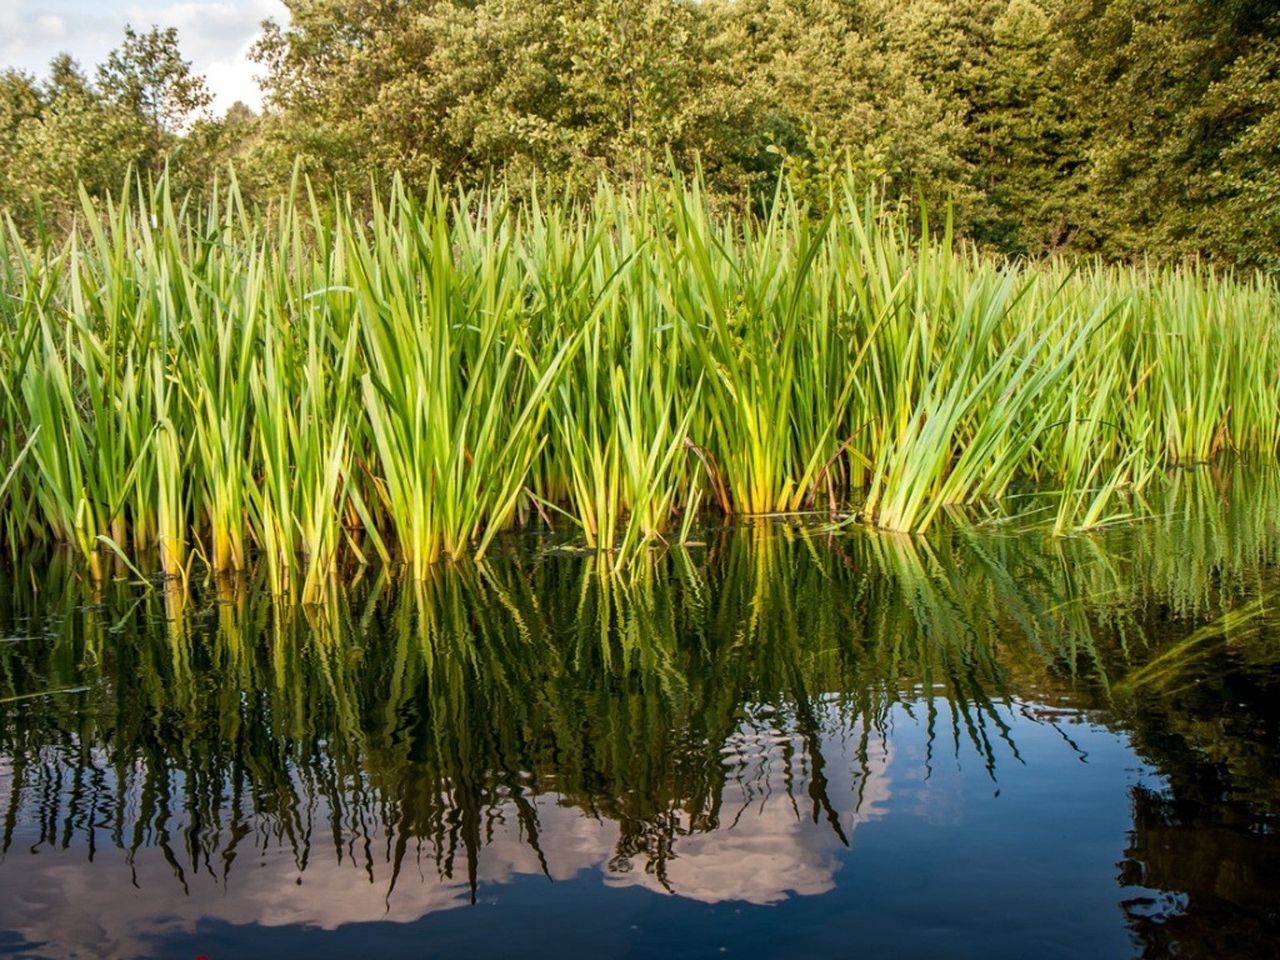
left=1, top=470, right=1278, bottom=960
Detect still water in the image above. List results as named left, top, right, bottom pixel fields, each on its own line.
left=1, top=469, right=1278, bottom=959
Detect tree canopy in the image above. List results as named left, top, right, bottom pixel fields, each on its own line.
left=0, top=1, right=1275, bottom=268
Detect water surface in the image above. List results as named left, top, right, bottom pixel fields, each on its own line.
left=2, top=469, right=1278, bottom=959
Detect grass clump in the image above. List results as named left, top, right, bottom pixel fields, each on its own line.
left=1, top=170, right=1278, bottom=596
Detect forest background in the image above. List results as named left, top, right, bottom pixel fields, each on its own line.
left=1, top=0, right=1276, bottom=269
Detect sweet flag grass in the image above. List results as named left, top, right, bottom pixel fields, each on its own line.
left=1, top=170, right=1278, bottom=598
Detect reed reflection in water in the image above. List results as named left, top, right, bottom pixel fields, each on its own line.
left=1, top=467, right=1278, bottom=959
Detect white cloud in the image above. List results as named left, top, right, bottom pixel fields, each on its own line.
left=33, top=15, right=67, bottom=38
left=1, top=715, right=893, bottom=958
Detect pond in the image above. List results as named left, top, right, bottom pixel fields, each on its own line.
left=1, top=469, right=1278, bottom=959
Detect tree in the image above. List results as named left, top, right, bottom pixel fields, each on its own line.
left=1195, top=22, right=1280, bottom=270
left=0, top=0, right=1276, bottom=268
left=251, top=1, right=747, bottom=193
left=966, top=0, right=1088, bottom=254
left=0, top=28, right=213, bottom=229
left=714, top=0, right=978, bottom=217
left=97, top=25, right=212, bottom=173
left=4, top=55, right=132, bottom=222
left=0, top=70, right=43, bottom=215
left=1062, top=0, right=1280, bottom=265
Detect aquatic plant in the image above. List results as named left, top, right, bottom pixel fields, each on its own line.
left=1, top=171, right=1278, bottom=592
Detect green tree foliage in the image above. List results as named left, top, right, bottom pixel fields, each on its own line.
left=963, top=0, right=1088, bottom=253
left=0, top=28, right=218, bottom=228
left=97, top=26, right=212, bottom=154
left=1063, top=1, right=1280, bottom=267
left=715, top=1, right=975, bottom=212
left=0, top=2, right=1277, bottom=268
left=251, top=1, right=747, bottom=190
left=1, top=56, right=129, bottom=222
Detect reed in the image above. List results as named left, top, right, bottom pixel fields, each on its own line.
left=1, top=170, right=1278, bottom=594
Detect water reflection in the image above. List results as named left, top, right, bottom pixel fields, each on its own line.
left=1, top=467, right=1279, bottom=958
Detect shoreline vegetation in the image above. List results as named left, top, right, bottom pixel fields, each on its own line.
left=1, top=171, right=1278, bottom=600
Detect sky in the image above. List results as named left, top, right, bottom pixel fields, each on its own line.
left=0, top=1, right=288, bottom=112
